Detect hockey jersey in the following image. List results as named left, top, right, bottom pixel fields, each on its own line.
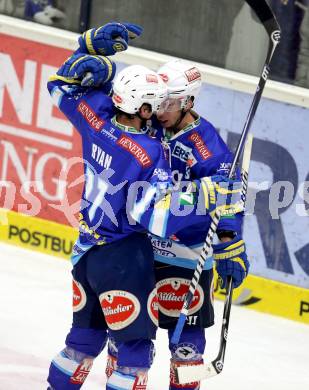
left=47, top=79, right=217, bottom=265
left=150, top=114, right=243, bottom=270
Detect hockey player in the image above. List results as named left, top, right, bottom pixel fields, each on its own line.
left=150, top=59, right=250, bottom=390
left=46, top=23, right=243, bottom=390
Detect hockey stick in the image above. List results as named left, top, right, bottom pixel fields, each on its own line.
left=176, top=135, right=253, bottom=384
left=171, top=0, right=280, bottom=351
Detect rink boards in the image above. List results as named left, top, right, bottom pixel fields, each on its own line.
left=0, top=208, right=308, bottom=325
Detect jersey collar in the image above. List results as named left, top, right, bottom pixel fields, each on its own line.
left=111, top=116, right=148, bottom=134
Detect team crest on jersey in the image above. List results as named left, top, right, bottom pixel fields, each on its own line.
left=156, top=278, right=204, bottom=317
left=100, top=290, right=141, bottom=330
left=147, top=288, right=159, bottom=326
left=72, top=279, right=87, bottom=312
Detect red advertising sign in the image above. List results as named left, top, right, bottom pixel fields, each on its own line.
left=0, top=33, right=83, bottom=226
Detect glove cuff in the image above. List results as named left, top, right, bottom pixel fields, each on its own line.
left=78, top=29, right=97, bottom=55
left=213, top=235, right=244, bottom=253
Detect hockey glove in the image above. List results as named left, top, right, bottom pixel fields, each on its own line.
left=56, top=53, right=116, bottom=87
left=213, top=236, right=249, bottom=289
left=199, top=175, right=243, bottom=215
left=78, top=22, right=143, bottom=56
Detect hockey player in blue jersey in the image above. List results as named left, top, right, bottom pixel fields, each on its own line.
left=150, top=59, right=250, bottom=390
left=46, top=23, right=244, bottom=390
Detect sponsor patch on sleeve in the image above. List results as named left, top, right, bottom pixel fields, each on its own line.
left=188, top=131, right=213, bottom=160
left=117, top=135, right=152, bottom=167
left=77, top=100, right=105, bottom=131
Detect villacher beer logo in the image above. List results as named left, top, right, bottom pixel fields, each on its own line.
left=72, top=279, right=87, bottom=312
left=156, top=278, right=204, bottom=317
left=147, top=288, right=159, bottom=326
left=100, top=290, right=141, bottom=330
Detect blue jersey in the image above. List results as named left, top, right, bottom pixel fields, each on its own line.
left=150, top=113, right=243, bottom=270
left=47, top=80, right=214, bottom=264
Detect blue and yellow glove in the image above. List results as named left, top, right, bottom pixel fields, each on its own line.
left=78, top=22, right=143, bottom=56
left=198, top=175, right=243, bottom=215
left=56, top=53, right=116, bottom=87
left=213, top=236, right=250, bottom=289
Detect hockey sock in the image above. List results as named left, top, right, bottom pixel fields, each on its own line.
left=106, top=367, right=148, bottom=390
left=106, top=353, right=118, bottom=379
left=105, top=338, right=154, bottom=389
left=170, top=359, right=202, bottom=390
left=168, top=328, right=205, bottom=390
left=47, top=347, right=93, bottom=389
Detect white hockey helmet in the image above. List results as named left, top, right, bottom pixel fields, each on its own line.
left=157, top=59, right=202, bottom=109
left=112, top=65, right=168, bottom=115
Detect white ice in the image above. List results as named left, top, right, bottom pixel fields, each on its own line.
left=0, top=242, right=308, bottom=390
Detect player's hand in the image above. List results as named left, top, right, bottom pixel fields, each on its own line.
left=56, top=53, right=116, bottom=87
left=78, top=22, right=143, bottom=56
left=199, top=175, right=243, bottom=215
left=213, top=236, right=249, bottom=289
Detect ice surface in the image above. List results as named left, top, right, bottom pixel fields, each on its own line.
left=0, top=242, right=308, bottom=389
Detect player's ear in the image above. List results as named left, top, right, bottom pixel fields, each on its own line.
left=139, top=103, right=152, bottom=119
left=184, top=97, right=194, bottom=111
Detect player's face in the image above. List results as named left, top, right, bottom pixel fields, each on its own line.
left=157, top=98, right=182, bottom=128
